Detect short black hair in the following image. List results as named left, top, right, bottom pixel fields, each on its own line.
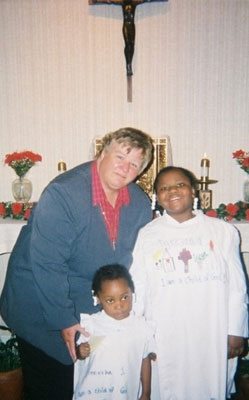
left=154, top=166, right=197, bottom=193
left=92, top=264, right=135, bottom=296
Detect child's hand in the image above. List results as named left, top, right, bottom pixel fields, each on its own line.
left=76, top=342, right=91, bottom=360
left=148, top=352, right=157, bottom=361
left=139, top=395, right=150, bottom=400
left=228, top=335, right=245, bottom=359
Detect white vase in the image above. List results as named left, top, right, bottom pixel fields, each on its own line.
left=12, top=177, right=32, bottom=203
left=243, top=176, right=249, bottom=202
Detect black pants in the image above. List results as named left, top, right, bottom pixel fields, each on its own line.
left=17, top=337, right=74, bottom=400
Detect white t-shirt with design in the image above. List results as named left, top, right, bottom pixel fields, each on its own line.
left=73, top=310, right=155, bottom=400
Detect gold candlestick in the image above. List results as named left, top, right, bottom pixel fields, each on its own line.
left=58, top=161, right=67, bottom=173
left=196, top=154, right=217, bottom=209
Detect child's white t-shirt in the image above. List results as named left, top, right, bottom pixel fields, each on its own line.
left=73, top=310, right=155, bottom=400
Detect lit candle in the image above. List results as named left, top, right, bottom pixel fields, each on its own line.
left=201, top=153, right=210, bottom=179
left=58, top=160, right=67, bottom=173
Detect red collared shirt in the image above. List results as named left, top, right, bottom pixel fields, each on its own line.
left=91, top=161, right=130, bottom=250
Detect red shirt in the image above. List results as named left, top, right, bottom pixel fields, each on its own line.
left=91, top=161, right=130, bottom=249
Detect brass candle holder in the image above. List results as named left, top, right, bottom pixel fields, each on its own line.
left=196, top=154, right=218, bottom=209
left=58, top=161, right=67, bottom=173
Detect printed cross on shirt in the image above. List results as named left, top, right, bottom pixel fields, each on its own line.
left=178, top=248, right=192, bottom=273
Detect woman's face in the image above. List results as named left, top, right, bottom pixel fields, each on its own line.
left=97, top=142, right=143, bottom=194
left=156, top=169, right=195, bottom=223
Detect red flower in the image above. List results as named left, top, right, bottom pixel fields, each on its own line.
left=5, top=150, right=42, bottom=177
left=233, top=149, right=249, bottom=174
left=242, top=158, right=249, bottom=168
left=5, top=151, right=42, bottom=164
left=226, top=215, right=233, bottom=221
left=246, top=209, right=249, bottom=221
left=233, top=149, right=245, bottom=159
left=12, top=202, right=23, bottom=215
left=205, top=210, right=218, bottom=218
left=226, top=203, right=239, bottom=216
left=0, top=203, right=6, bottom=217
left=24, top=208, right=32, bottom=220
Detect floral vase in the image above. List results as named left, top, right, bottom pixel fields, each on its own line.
left=12, top=177, right=32, bottom=203
left=243, top=176, right=249, bottom=203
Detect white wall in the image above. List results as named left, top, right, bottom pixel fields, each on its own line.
left=1, top=0, right=249, bottom=206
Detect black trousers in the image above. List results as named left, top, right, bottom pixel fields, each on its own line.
left=17, top=337, right=74, bottom=400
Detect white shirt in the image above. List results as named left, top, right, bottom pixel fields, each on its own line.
left=73, top=310, right=156, bottom=400
left=130, top=210, right=248, bottom=400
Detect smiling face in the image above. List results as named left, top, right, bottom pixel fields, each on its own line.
left=97, top=278, right=133, bottom=320
left=156, top=169, right=195, bottom=223
left=97, top=142, right=144, bottom=196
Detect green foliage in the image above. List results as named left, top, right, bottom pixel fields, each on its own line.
left=0, top=326, right=21, bottom=372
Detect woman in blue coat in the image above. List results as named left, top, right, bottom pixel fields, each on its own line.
left=0, top=127, right=153, bottom=400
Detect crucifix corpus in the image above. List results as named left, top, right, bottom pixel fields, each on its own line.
left=89, top=0, right=168, bottom=102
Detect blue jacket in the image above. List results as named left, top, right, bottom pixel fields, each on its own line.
left=0, top=162, right=152, bottom=364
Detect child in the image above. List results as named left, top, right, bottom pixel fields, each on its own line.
left=73, top=264, right=156, bottom=400
left=130, top=166, right=248, bottom=400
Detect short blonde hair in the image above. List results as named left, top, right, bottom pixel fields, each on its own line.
left=97, top=127, right=153, bottom=172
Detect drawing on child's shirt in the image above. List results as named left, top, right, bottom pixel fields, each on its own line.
left=154, top=246, right=175, bottom=273
left=194, top=252, right=208, bottom=268
left=178, top=248, right=192, bottom=273
left=152, top=234, right=220, bottom=276
left=209, top=240, right=215, bottom=250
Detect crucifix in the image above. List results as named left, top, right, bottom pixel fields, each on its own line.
left=89, top=0, right=168, bottom=102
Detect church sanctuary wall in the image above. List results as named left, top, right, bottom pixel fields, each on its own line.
left=0, top=0, right=249, bottom=206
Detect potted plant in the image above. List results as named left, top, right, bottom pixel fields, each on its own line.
left=0, top=325, right=23, bottom=400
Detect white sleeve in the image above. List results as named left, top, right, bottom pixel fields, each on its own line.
left=227, top=226, right=248, bottom=337
left=143, top=320, right=157, bottom=359
left=76, top=313, right=93, bottom=345
left=130, top=231, right=149, bottom=317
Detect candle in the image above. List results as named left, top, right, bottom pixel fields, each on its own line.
left=58, top=160, right=67, bottom=173
left=201, top=153, right=210, bottom=179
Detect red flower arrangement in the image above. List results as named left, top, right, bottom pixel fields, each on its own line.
left=204, top=201, right=249, bottom=221
left=5, top=151, right=42, bottom=177
left=233, top=149, right=249, bottom=174
left=0, top=202, right=34, bottom=220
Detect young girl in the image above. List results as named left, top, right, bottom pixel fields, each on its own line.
left=130, top=166, right=248, bottom=400
left=73, top=264, right=156, bottom=400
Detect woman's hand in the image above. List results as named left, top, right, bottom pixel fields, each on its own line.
left=61, top=323, right=89, bottom=362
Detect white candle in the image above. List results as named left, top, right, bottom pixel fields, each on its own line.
left=201, top=153, right=210, bottom=178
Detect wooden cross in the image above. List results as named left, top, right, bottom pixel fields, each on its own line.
left=89, top=0, right=168, bottom=102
